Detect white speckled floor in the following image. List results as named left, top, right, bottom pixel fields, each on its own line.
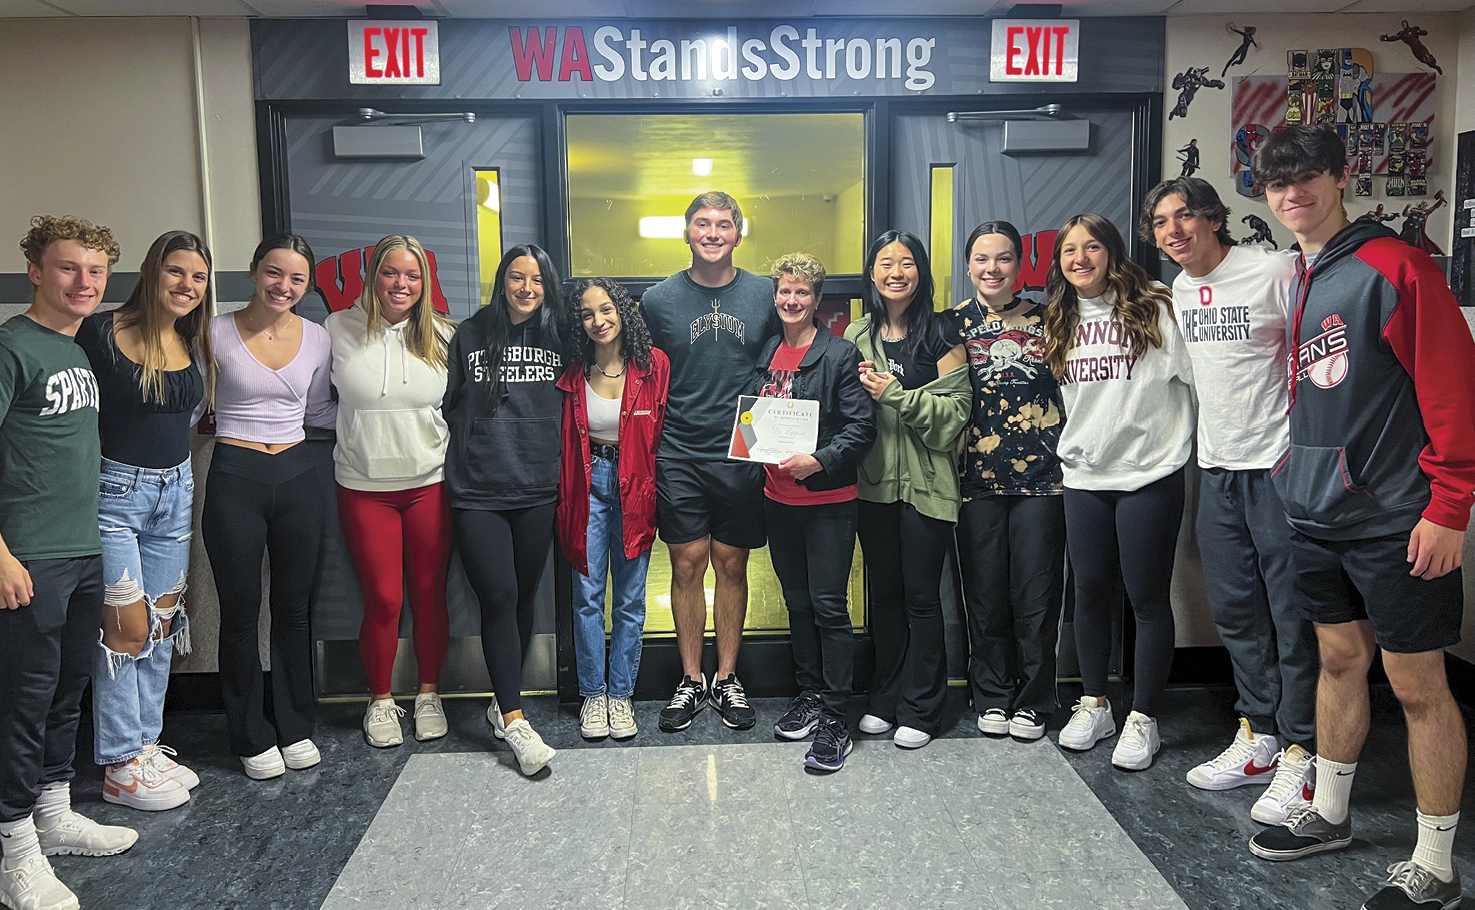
left=321, top=738, right=1186, bottom=910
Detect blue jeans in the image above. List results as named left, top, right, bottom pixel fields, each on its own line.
left=93, top=457, right=194, bottom=766
left=573, top=455, right=650, bottom=699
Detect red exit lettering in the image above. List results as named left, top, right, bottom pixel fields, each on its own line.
left=362, top=26, right=431, bottom=80
left=1005, top=25, right=1071, bottom=77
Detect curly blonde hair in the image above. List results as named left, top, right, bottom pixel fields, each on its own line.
left=20, top=215, right=120, bottom=267
left=770, top=251, right=826, bottom=297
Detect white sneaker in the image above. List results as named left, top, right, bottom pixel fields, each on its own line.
left=503, top=718, right=556, bottom=776
left=858, top=714, right=894, bottom=735
left=414, top=693, right=448, bottom=742
left=1058, top=696, right=1115, bottom=751
left=1111, top=711, right=1161, bottom=771
left=142, top=744, right=199, bottom=790
left=363, top=699, right=406, bottom=748
left=893, top=726, right=931, bottom=749
left=1252, top=744, right=1316, bottom=825
left=282, top=739, right=321, bottom=770
left=1186, top=718, right=1279, bottom=791
left=977, top=708, right=1010, bottom=736
left=33, top=811, right=138, bottom=857
left=486, top=695, right=507, bottom=740
left=608, top=696, right=638, bottom=740
left=580, top=694, right=610, bottom=739
left=241, top=746, right=285, bottom=780
left=0, top=854, right=79, bottom=910
left=102, top=758, right=190, bottom=811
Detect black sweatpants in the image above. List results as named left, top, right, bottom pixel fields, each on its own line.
left=957, top=495, right=1066, bottom=716
left=454, top=504, right=555, bottom=716
left=857, top=499, right=951, bottom=735
left=0, top=556, right=102, bottom=822
left=202, top=444, right=324, bottom=758
left=1064, top=468, right=1185, bottom=717
left=765, top=498, right=857, bottom=720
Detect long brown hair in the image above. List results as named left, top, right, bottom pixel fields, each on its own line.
left=1042, top=213, right=1172, bottom=379
left=357, top=235, right=455, bottom=370
left=115, top=231, right=216, bottom=403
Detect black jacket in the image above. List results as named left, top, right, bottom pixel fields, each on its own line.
left=442, top=309, right=564, bottom=510
left=750, top=321, right=877, bottom=492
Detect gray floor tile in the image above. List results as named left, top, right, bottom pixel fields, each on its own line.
left=629, top=879, right=811, bottom=910
left=987, top=868, right=1189, bottom=910
left=805, top=873, right=999, bottom=910
left=436, top=880, right=627, bottom=909
left=950, top=798, right=1150, bottom=875
left=626, top=800, right=803, bottom=889
left=634, top=743, right=800, bottom=809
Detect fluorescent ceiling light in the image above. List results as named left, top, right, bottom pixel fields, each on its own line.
left=692, top=157, right=713, bottom=176
left=480, top=181, right=500, bottom=212
left=639, top=216, right=687, bottom=239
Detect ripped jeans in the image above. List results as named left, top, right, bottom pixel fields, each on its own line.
left=92, top=456, right=194, bottom=766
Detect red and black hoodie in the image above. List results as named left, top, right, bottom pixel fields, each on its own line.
left=1273, top=220, right=1475, bottom=540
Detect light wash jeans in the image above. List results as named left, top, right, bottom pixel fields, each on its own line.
left=93, top=456, right=193, bottom=766
left=573, top=455, right=650, bottom=699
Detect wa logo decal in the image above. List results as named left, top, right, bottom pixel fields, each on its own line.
left=1296, top=314, right=1348, bottom=389
left=315, top=246, right=451, bottom=315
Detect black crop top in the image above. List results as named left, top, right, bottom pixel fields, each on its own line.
left=75, top=312, right=204, bottom=469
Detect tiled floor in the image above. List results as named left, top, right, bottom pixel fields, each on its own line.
left=49, top=686, right=1475, bottom=910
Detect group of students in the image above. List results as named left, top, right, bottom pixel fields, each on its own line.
left=1, top=123, right=1473, bottom=910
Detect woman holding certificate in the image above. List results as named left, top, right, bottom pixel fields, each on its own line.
left=844, top=231, right=970, bottom=750
left=751, top=253, right=875, bottom=773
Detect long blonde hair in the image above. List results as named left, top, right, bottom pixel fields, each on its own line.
left=358, top=235, right=455, bottom=369
left=1041, top=213, right=1172, bottom=379
left=115, top=231, right=216, bottom=403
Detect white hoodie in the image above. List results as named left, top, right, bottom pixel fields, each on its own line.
left=1057, top=291, right=1196, bottom=491
left=326, top=305, right=452, bottom=492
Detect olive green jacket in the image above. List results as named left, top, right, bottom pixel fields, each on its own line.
left=844, top=316, right=971, bottom=523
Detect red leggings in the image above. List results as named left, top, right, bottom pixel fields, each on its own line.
left=337, top=483, right=453, bottom=696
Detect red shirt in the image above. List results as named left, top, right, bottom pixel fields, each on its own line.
left=761, top=342, right=857, bottom=506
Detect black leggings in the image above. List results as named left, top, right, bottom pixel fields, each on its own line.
left=857, top=499, right=951, bottom=735
left=454, top=504, right=555, bottom=716
left=1063, top=468, right=1185, bottom=717
left=202, top=444, right=324, bottom=758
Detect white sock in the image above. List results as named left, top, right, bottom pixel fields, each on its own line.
left=0, top=817, right=41, bottom=864
left=32, top=782, right=70, bottom=828
left=1312, top=756, right=1356, bottom=825
left=1413, top=810, right=1459, bottom=882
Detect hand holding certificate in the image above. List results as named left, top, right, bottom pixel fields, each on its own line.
left=729, top=395, right=820, bottom=464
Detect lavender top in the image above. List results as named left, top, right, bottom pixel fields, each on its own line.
left=210, top=313, right=336, bottom=444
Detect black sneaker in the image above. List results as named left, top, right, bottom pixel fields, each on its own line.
left=774, top=692, right=824, bottom=740
left=1248, top=806, right=1352, bottom=861
left=657, top=675, right=707, bottom=733
left=711, top=674, right=757, bottom=730
left=1363, top=862, right=1462, bottom=910
left=805, top=718, right=854, bottom=773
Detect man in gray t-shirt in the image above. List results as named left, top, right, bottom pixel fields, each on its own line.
left=641, top=192, right=779, bottom=734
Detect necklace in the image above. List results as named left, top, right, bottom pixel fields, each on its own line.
left=246, top=310, right=287, bottom=341
left=593, top=360, right=627, bottom=379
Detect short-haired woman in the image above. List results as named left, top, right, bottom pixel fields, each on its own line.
left=1042, top=213, right=1195, bottom=772
left=327, top=235, right=457, bottom=748
left=202, top=234, right=336, bottom=780
left=556, top=278, right=668, bottom=742
left=760, top=252, right=875, bottom=771
left=79, top=231, right=214, bottom=810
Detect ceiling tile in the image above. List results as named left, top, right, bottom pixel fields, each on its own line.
left=0, top=0, right=73, bottom=14
left=238, top=0, right=375, bottom=14
left=810, top=0, right=1005, bottom=14
left=1163, top=0, right=1348, bottom=12
left=1061, top=0, right=1175, bottom=13
left=47, top=0, right=254, bottom=13
left=1337, top=0, right=1475, bottom=11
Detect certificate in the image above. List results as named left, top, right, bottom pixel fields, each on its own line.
left=728, top=396, right=819, bottom=464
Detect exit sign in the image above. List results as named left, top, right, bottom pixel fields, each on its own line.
left=348, top=20, right=440, bottom=85
left=990, top=19, right=1079, bottom=83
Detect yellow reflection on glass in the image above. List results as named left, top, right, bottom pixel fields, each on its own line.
left=475, top=169, right=503, bottom=306
left=565, top=113, right=866, bottom=278
left=929, top=164, right=954, bottom=311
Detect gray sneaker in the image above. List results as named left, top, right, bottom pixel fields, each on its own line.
left=1248, top=806, right=1352, bottom=861
left=1362, top=861, right=1461, bottom=910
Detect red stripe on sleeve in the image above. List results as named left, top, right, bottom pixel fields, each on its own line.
left=1367, top=238, right=1475, bottom=531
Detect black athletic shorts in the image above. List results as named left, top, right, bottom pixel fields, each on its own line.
left=655, top=458, right=766, bottom=549
left=1289, top=530, right=1463, bottom=653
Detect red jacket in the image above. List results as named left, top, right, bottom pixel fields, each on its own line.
left=555, top=349, right=670, bottom=576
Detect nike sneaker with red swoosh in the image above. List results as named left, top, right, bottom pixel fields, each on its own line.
left=1187, top=718, right=1281, bottom=791
left=1253, top=744, right=1315, bottom=825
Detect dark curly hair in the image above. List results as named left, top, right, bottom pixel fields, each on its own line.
left=569, top=277, right=652, bottom=372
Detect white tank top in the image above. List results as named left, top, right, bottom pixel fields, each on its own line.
left=585, top=379, right=621, bottom=442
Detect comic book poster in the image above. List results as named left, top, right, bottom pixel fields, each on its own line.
left=1388, top=122, right=1407, bottom=152
left=1386, top=176, right=1406, bottom=197
left=1355, top=175, right=1373, bottom=197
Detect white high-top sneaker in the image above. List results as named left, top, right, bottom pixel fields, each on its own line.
left=1186, top=718, right=1280, bottom=791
